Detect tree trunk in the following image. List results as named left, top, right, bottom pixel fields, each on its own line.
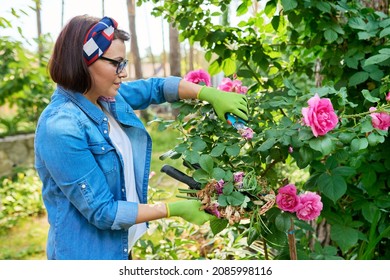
left=169, top=23, right=181, bottom=77
left=126, top=0, right=149, bottom=121
left=35, top=0, right=43, bottom=63
left=161, top=18, right=167, bottom=76
left=126, top=0, right=143, bottom=79
left=360, top=0, right=388, bottom=13
left=189, top=43, right=194, bottom=71
left=61, top=0, right=64, bottom=28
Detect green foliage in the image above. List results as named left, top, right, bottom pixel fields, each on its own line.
left=140, top=0, right=390, bottom=259
left=0, top=169, right=45, bottom=234
left=0, top=11, right=54, bottom=137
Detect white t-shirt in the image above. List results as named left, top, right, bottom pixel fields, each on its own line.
left=104, top=109, right=147, bottom=249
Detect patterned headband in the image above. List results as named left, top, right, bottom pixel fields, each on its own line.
left=83, top=17, right=118, bottom=66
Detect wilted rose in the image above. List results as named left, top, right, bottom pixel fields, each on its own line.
left=215, top=179, right=225, bottom=195
left=239, top=127, right=254, bottom=140
left=302, top=94, right=338, bottom=137
left=233, top=171, right=244, bottom=188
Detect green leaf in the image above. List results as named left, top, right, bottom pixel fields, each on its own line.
left=208, top=60, right=221, bottom=76
left=332, top=166, right=356, bottom=177
left=210, top=144, right=226, bottom=157
left=227, top=191, right=246, bottom=206
left=199, top=154, right=214, bottom=175
left=185, top=150, right=200, bottom=164
left=331, top=224, right=360, bottom=252
left=317, top=173, right=347, bottom=202
left=191, top=138, right=207, bottom=151
left=351, top=138, right=368, bottom=152
left=380, top=27, right=390, bottom=38
left=236, top=2, right=249, bottom=16
left=367, top=133, right=385, bottom=146
left=210, top=219, right=228, bottom=235
left=296, top=146, right=314, bottom=168
left=226, top=144, right=241, bottom=156
left=258, top=137, right=276, bottom=152
left=281, top=0, right=298, bottom=12
left=298, top=127, right=314, bottom=141
left=218, top=194, right=228, bottom=207
left=349, top=72, right=369, bottom=86
left=338, top=132, right=355, bottom=144
left=361, top=169, right=376, bottom=189
left=275, top=213, right=292, bottom=232
left=362, top=203, right=380, bottom=223
left=212, top=167, right=226, bottom=180
left=309, top=136, right=335, bottom=155
left=316, top=1, right=331, bottom=13
left=271, top=15, right=280, bottom=31
left=360, top=119, right=374, bottom=133
left=348, top=17, right=367, bottom=30
left=361, top=89, right=380, bottom=103
left=364, top=54, right=390, bottom=66
left=193, top=169, right=210, bottom=184
left=247, top=227, right=260, bottom=246
left=222, top=57, right=236, bottom=76
left=222, top=181, right=234, bottom=195
left=324, top=29, right=338, bottom=43
left=358, top=31, right=373, bottom=40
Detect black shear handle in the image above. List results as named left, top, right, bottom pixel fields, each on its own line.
left=160, top=165, right=201, bottom=190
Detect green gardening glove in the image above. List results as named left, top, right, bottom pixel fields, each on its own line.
left=198, top=86, right=249, bottom=122
left=166, top=200, right=217, bottom=225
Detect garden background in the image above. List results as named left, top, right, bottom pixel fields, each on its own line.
left=1, top=0, right=390, bottom=260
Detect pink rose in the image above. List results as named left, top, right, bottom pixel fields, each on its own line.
left=217, top=78, right=248, bottom=94
left=184, top=69, right=211, bottom=86
left=276, top=184, right=301, bottom=213
left=301, top=94, right=338, bottom=137
left=369, top=107, right=390, bottom=131
left=386, top=92, right=390, bottom=102
left=295, top=192, right=323, bottom=221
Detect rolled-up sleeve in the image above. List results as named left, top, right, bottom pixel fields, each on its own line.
left=111, top=201, right=139, bottom=230
left=163, top=76, right=181, bottom=102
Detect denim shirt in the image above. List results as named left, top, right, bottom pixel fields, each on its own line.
left=34, top=77, right=181, bottom=260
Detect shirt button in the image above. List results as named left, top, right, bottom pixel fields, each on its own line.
left=122, top=188, right=125, bottom=192
left=101, top=147, right=105, bottom=151
left=124, top=248, right=128, bottom=252
left=104, top=130, right=108, bottom=134
left=103, top=118, right=108, bottom=122
left=81, top=184, right=86, bottom=189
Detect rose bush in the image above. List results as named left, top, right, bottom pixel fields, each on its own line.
left=146, top=0, right=390, bottom=260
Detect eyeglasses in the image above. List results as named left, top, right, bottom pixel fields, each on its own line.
left=99, top=56, right=128, bottom=74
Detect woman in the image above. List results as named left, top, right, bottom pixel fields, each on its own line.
left=34, top=15, right=248, bottom=260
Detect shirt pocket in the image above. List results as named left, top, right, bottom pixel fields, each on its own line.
left=89, top=143, right=118, bottom=175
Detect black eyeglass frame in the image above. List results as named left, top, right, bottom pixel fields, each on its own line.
left=99, top=56, right=128, bottom=74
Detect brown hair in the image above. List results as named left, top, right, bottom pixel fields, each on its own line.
left=49, top=15, right=130, bottom=93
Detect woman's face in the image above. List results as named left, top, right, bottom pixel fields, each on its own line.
left=85, top=39, right=127, bottom=103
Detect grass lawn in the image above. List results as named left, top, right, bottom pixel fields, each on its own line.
left=0, top=214, right=48, bottom=260
left=0, top=121, right=185, bottom=259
